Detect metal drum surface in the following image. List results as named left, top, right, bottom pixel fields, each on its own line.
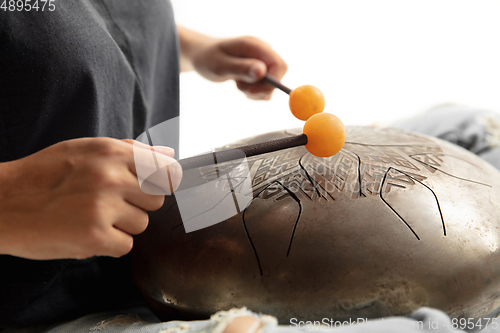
left=132, top=126, right=500, bottom=324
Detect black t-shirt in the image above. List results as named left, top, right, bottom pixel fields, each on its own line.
left=0, top=0, right=179, bottom=328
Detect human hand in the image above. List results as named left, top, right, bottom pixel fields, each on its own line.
left=222, top=316, right=263, bottom=333
left=178, top=26, right=287, bottom=100
left=0, top=138, right=181, bottom=260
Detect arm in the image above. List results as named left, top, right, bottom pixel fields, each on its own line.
left=177, top=25, right=287, bottom=100
left=178, top=25, right=210, bottom=73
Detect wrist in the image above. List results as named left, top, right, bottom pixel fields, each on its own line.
left=177, top=25, right=217, bottom=72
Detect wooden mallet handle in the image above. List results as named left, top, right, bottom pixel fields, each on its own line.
left=178, top=134, right=307, bottom=170
left=262, top=73, right=292, bottom=95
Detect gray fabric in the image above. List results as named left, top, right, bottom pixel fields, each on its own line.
left=0, top=0, right=179, bottom=328
left=4, top=306, right=489, bottom=333
left=0, top=0, right=180, bottom=163
left=391, top=104, right=500, bottom=170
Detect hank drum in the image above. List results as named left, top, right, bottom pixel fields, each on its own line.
left=132, top=126, right=500, bottom=324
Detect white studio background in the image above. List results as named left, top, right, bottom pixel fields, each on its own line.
left=172, top=0, right=500, bottom=159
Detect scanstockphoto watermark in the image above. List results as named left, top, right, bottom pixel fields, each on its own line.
left=289, top=317, right=377, bottom=329
left=1, top=0, right=56, bottom=11
left=279, top=161, right=388, bottom=195
left=289, top=317, right=434, bottom=330
left=289, top=317, right=499, bottom=330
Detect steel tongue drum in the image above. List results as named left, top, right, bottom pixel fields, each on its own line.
left=132, top=126, right=500, bottom=325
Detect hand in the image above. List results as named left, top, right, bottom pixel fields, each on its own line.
left=0, top=138, right=181, bottom=260
left=178, top=26, right=287, bottom=100
left=222, top=317, right=263, bottom=333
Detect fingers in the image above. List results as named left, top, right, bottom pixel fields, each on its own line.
left=214, top=55, right=267, bottom=84
left=113, top=201, right=151, bottom=236
left=189, top=34, right=287, bottom=99
left=95, top=144, right=175, bottom=207
left=105, top=227, right=135, bottom=258
left=132, top=149, right=183, bottom=195
left=7, top=137, right=177, bottom=260
left=219, top=36, right=283, bottom=73
left=236, top=81, right=274, bottom=100
left=121, top=174, right=166, bottom=211
left=120, top=139, right=183, bottom=195
left=121, top=139, right=176, bottom=158
left=76, top=204, right=136, bottom=259
left=222, top=317, right=262, bottom=333
left=72, top=139, right=174, bottom=208
left=218, top=37, right=288, bottom=100
left=84, top=191, right=154, bottom=258
left=140, top=162, right=183, bottom=195
left=92, top=138, right=180, bottom=203
left=81, top=180, right=157, bottom=258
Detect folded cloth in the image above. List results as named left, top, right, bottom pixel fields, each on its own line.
left=2, top=306, right=483, bottom=333
left=391, top=104, right=500, bottom=170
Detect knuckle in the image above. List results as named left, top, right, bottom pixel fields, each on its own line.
left=241, top=35, right=259, bottom=45
left=89, top=138, right=113, bottom=152
left=93, top=138, right=127, bottom=157
left=89, top=165, right=122, bottom=188
left=56, top=139, right=73, bottom=152
left=281, top=61, right=288, bottom=73
left=121, top=138, right=135, bottom=145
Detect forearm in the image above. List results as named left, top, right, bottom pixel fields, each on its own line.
left=0, top=160, right=23, bottom=256
left=177, top=25, right=216, bottom=72
left=175, top=25, right=287, bottom=99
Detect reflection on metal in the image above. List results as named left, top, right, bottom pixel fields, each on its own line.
left=132, top=126, right=500, bottom=325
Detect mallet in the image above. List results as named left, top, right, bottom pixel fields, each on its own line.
left=178, top=112, right=346, bottom=171
left=262, top=73, right=326, bottom=121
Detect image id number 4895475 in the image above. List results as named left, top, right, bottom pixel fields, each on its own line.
left=1, top=0, right=55, bottom=11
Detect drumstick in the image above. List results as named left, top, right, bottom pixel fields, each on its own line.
left=178, top=133, right=307, bottom=171
left=261, top=73, right=325, bottom=121
left=178, top=113, right=346, bottom=171
left=262, top=73, right=292, bottom=94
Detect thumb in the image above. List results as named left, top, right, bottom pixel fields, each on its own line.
left=218, top=56, right=267, bottom=83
